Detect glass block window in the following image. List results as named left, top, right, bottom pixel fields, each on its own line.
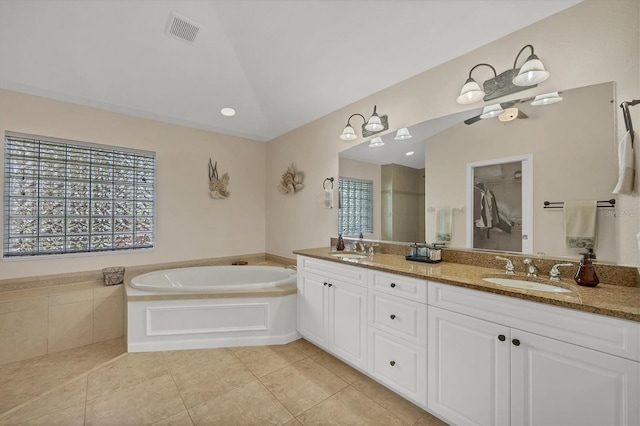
left=338, top=177, right=373, bottom=236
left=3, top=132, right=155, bottom=257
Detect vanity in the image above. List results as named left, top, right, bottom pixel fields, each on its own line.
left=294, top=248, right=640, bottom=426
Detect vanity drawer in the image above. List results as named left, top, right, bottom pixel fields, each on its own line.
left=368, top=270, right=427, bottom=303
left=367, top=327, right=427, bottom=407
left=368, top=291, right=427, bottom=347
left=297, top=255, right=367, bottom=286
left=428, top=281, right=640, bottom=361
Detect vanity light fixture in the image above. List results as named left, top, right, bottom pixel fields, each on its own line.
left=456, top=44, right=550, bottom=104
left=479, top=104, right=505, bottom=119
left=394, top=127, right=412, bottom=140
left=531, top=92, right=563, bottom=106
left=368, top=137, right=385, bottom=148
left=340, top=105, right=389, bottom=140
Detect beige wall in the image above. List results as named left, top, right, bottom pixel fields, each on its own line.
left=265, top=0, right=640, bottom=266
left=0, top=90, right=266, bottom=279
left=338, top=158, right=382, bottom=240
left=381, top=164, right=424, bottom=243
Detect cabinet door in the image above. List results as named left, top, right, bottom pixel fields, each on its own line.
left=329, top=280, right=367, bottom=369
left=428, top=306, right=511, bottom=426
left=511, top=330, right=640, bottom=426
left=297, top=272, right=329, bottom=348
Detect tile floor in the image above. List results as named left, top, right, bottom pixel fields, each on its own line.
left=0, top=337, right=448, bottom=425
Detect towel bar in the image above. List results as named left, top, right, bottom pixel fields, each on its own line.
left=543, top=199, right=615, bottom=209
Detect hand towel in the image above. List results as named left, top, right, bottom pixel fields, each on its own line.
left=564, top=200, right=597, bottom=249
left=435, top=208, right=453, bottom=243
left=612, top=131, right=635, bottom=195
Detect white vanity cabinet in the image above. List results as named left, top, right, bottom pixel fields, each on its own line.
left=296, top=256, right=368, bottom=370
left=367, top=270, right=428, bottom=407
left=428, top=281, right=640, bottom=426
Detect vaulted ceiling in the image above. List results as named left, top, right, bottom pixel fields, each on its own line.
left=0, top=0, right=581, bottom=142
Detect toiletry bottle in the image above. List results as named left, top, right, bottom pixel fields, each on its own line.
left=336, top=234, right=345, bottom=251
left=574, top=249, right=599, bottom=287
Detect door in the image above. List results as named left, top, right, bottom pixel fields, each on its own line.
left=428, top=306, right=511, bottom=426
left=297, top=271, right=329, bottom=348
left=329, top=279, right=367, bottom=369
left=511, top=330, right=640, bottom=426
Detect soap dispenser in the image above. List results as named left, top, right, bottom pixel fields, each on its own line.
left=574, top=248, right=599, bottom=287
left=336, top=234, right=345, bottom=251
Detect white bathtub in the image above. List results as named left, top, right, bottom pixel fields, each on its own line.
left=126, top=265, right=300, bottom=352
left=130, top=265, right=296, bottom=292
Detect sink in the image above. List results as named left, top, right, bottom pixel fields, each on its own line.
left=331, top=252, right=368, bottom=259
left=483, top=277, right=572, bottom=293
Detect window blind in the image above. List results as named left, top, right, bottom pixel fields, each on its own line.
left=3, top=133, right=156, bottom=257
left=338, top=177, right=373, bottom=235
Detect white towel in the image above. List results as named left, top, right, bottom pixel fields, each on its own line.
left=612, top=131, right=635, bottom=195
left=564, top=201, right=597, bottom=249
left=435, top=208, right=453, bottom=243
left=323, top=189, right=333, bottom=209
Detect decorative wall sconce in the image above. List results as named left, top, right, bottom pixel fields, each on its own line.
left=456, top=44, right=550, bottom=104
left=278, top=163, right=305, bottom=194
left=340, top=105, right=389, bottom=140
left=208, top=158, right=230, bottom=199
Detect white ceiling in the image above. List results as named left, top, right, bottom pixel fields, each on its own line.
left=0, top=0, right=581, bottom=142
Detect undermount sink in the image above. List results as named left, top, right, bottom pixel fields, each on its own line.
left=483, top=277, right=573, bottom=293
left=331, top=252, right=368, bottom=259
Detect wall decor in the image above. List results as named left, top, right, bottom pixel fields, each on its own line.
left=208, top=158, right=230, bottom=199
left=278, top=163, right=305, bottom=194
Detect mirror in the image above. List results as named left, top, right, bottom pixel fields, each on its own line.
left=339, top=82, right=617, bottom=261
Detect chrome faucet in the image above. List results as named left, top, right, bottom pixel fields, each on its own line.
left=496, top=256, right=515, bottom=275
left=549, top=263, right=573, bottom=281
left=522, top=258, right=538, bottom=277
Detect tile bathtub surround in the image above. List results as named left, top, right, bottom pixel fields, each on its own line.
left=0, top=338, right=448, bottom=426
left=329, top=238, right=639, bottom=287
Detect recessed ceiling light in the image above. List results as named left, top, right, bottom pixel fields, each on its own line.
left=221, top=107, right=236, bottom=117
left=405, top=151, right=415, bottom=156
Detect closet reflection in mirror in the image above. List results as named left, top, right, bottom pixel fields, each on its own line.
left=339, top=82, right=617, bottom=261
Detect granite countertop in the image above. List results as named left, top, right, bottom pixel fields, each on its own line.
left=294, top=247, right=640, bottom=322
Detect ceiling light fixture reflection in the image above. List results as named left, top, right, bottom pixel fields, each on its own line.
left=221, top=107, right=236, bottom=117
left=480, top=104, right=505, bottom=119
left=531, top=92, right=563, bottom=106
left=368, top=137, right=385, bottom=148
left=394, top=127, right=412, bottom=140
left=405, top=151, right=415, bottom=156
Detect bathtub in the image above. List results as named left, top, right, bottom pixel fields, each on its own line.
left=126, top=265, right=300, bottom=352
left=130, top=265, right=296, bottom=292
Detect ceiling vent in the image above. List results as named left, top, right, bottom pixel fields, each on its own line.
left=165, top=12, right=200, bottom=44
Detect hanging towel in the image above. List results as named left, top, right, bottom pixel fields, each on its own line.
left=435, top=208, right=453, bottom=243
left=612, top=131, right=635, bottom=195
left=564, top=200, right=597, bottom=249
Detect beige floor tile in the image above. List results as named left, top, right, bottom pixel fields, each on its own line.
left=309, top=350, right=367, bottom=384
left=352, top=376, right=426, bottom=424
left=87, top=352, right=168, bottom=401
left=189, top=380, right=293, bottom=425
left=284, top=418, right=302, bottom=426
left=167, top=352, right=255, bottom=409
left=0, top=376, right=87, bottom=425
left=85, top=374, right=186, bottom=426
left=414, top=412, right=450, bottom=426
left=15, top=403, right=85, bottom=426
left=260, top=358, right=348, bottom=416
left=232, top=344, right=307, bottom=377
left=296, top=386, right=406, bottom=426
left=285, top=338, right=323, bottom=357
left=162, top=347, right=235, bottom=374
left=151, top=410, right=194, bottom=426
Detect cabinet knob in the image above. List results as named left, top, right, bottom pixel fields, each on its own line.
left=390, top=314, right=396, bottom=320
left=323, top=282, right=328, bottom=286
left=390, top=283, right=396, bottom=288
left=390, top=361, right=396, bottom=366
left=512, top=339, right=521, bottom=346
left=498, top=335, right=506, bottom=342
left=328, top=283, right=333, bottom=287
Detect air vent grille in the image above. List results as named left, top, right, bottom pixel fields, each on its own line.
left=166, top=12, right=200, bottom=44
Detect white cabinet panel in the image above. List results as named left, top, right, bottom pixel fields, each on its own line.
left=297, top=271, right=329, bottom=348
left=511, top=330, right=640, bottom=426
left=369, top=291, right=427, bottom=347
left=330, top=281, right=367, bottom=369
left=428, top=306, right=510, bottom=426
left=369, top=270, right=427, bottom=303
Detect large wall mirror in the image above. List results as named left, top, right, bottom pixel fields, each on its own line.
left=339, top=82, right=617, bottom=262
